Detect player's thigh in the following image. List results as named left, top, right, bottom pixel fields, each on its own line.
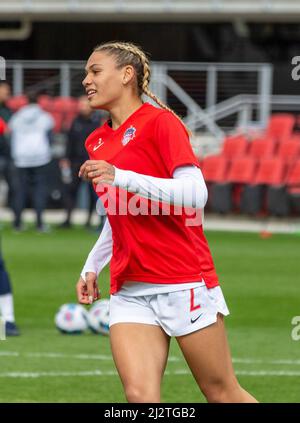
left=110, top=322, right=170, bottom=384
left=176, top=314, right=238, bottom=394
left=110, top=323, right=171, bottom=399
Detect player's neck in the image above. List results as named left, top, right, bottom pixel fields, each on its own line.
left=109, top=98, right=143, bottom=130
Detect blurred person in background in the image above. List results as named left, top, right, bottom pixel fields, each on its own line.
left=0, top=82, right=11, bottom=122
left=59, top=95, right=106, bottom=229
left=0, top=108, right=19, bottom=336
left=0, top=237, right=20, bottom=336
left=0, top=82, right=15, bottom=210
left=9, top=91, right=54, bottom=232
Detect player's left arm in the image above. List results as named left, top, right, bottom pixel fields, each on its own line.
left=79, top=160, right=208, bottom=209
left=77, top=218, right=112, bottom=305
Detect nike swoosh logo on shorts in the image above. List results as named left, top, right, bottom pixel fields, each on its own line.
left=191, top=313, right=203, bottom=324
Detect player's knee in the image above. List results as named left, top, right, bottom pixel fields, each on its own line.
left=125, top=384, right=160, bottom=403
left=201, top=378, right=240, bottom=403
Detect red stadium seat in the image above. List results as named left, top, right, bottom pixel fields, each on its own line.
left=63, top=111, right=78, bottom=130
left=217, top=157, right=258, bottom=212
left=248, top=137, right=274, bottom=159
left=51, top=97, right=80, bottom=131
left=286, top=160, right=300, bottom=188
left=241, top=158, right=287, bottom=216
left=277, top=137, right=300, bottom=165
left=266, top=113, right=296, bottom=143
left=225, top=157, right=257, bottom=184
left=286, top=161, right=300, bottom=214
left=253, top=158, right=286, bottom=186
left=202, top=155, right=229, bottom=183
left=7, top=95, right=28, bottom=112
left=52, top=97, right=79, bottom=113
left=38, top=95, right=54, bottom=112
left=50, top=111, right=63, bottom=133
left=221, top=135, right=248, bottom=158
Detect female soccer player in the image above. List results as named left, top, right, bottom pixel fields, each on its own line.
left=76, top=41, right=257, bottom=403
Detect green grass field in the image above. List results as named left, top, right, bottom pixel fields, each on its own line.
left=0, top=224, right=299, bottom=403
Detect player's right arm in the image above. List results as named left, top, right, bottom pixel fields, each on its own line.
left=76, top=218, right=112, bottom=305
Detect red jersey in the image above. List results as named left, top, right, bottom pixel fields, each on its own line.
left=0, top=118, right=7, bottom=135
left=85, top=102, right=219, bottom=294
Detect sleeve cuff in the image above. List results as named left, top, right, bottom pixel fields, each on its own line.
left=81, top=267, right=98, bottom=281
left=112, top=167, right=132, bottom=189
left=170, top=160, right=201, bottom=177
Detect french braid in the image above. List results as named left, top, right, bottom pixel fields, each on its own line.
left=94, top=41, right=192, bottom=136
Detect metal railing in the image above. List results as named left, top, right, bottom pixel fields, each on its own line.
left=5, top=60, right=272, bottom=141
left=187, top=94, right=300, bottom=132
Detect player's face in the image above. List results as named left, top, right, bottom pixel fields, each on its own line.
left=82, top=51, right=126, bottom=110
left=0, top=83, right=11, bottom=103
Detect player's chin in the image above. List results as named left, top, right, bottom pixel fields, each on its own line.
left=88, top=95, right=106, bottom=110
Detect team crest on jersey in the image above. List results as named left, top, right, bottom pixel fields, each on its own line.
left=122, top=126, right=136, bottom=146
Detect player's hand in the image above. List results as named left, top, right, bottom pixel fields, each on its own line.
left=59, top=159, right=71, bottom=169
left=76, top=272, right=100, bottom=305
left=78, top=160, right=115, bottom=185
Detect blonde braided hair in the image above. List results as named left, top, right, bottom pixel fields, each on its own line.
left=93, top=41, right=191, bottom=136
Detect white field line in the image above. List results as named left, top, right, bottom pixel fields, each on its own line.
left=0, top=369, right=300, bottom=378
left=0, top=351, right=179, bottom=361
left=1, top=351, right=300, bottom=366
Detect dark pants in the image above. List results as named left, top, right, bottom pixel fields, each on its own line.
left=62, top=164, right=99, bottom=226
left=0, top=158, right=16, bottom=209
left=0, top=256, right=12, bottom=295
left=13, top=164, right=49, bottom=228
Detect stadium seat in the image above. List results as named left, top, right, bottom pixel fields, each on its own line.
left=248, top=137, right=275, bottom=160
left=50, top=111, right=64, bottom=133
left=253, top=157, right=286, bottom=186
left=277, top=137, right=300, bottom=165
left=201, top=155, right=229, bottom=212
left=7, top=95, right=28, bottom=111
left=286, top=160, right=300, bottom=195
left=201, top=155, right=229, bottom=183
left=52, top=96, right=79, bottom=113
left=221, top=135, right=248, bottom=158
left=241, top=158, right=288, bottom=216
left=266, top=113, right=296, bottom=143
left=225, top=157, right=257, bottom=184
left=210, top=157, right=257, bottom=214
left=286, top=160, right=300, bottom=213
left=51, top=97, right=79, bottom=131
left=63, top=111, right=78, bottom=130
left=38, top=95, right=54, bottom=112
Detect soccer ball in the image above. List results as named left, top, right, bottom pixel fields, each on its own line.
left=87, top=299, right=110, bottom=335
left=55, top=303, right=89, bottom=334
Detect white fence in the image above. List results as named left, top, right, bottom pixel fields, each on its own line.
left=5, top=60, right=272, bottom=139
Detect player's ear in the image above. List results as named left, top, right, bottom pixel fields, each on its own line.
left=122, top=65, right=135, bottom=85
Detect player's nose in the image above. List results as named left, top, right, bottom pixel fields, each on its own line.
left=82, top=74, right=92, bottom=87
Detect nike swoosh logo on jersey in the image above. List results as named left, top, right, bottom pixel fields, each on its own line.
left=191, top=313, right=203, bottom=324
left=93, top=138, right=104, bottom=151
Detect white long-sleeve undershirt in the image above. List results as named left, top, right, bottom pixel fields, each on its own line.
left=81, top=217, right=112, bottom=280
left=81, top=165, right=207, bottom=280
left=112, top=164, right=208, bottom=209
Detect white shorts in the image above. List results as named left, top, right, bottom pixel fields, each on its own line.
left=109, top=285, right=230, bottom=337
